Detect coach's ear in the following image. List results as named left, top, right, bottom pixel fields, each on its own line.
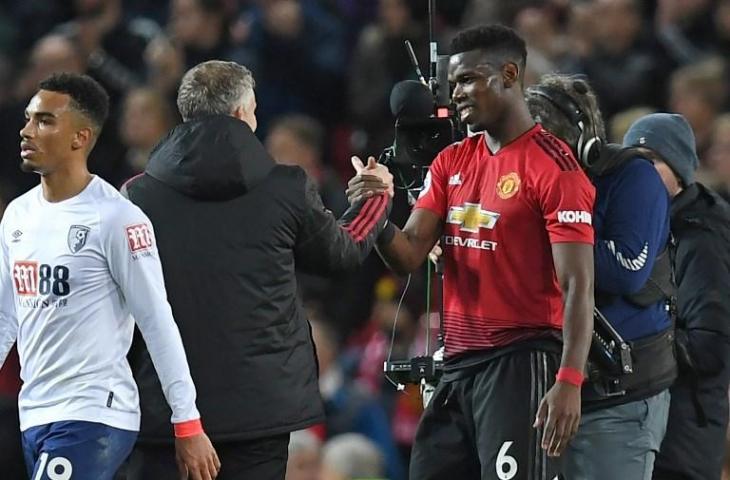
left=502, top=62, right=520, bottom=89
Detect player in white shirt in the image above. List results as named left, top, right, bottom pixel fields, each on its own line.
left=0, top=73, right=220, bottom=480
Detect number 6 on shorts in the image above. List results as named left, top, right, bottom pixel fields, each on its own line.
left=496, top=441, right=518, bottom=480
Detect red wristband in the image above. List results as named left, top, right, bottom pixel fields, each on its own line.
left=174, top=418, right=204, bottom=438
left=556, top=367, right=584, bottom=387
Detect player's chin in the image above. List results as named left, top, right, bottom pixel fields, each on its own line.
left=20, top=159, right=35, bottom=172
left=20, top=158, right=44, bottom=174
left=466, top=118, right=488, bottom=133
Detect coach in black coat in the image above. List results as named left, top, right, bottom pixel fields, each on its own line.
left=123, top=61, right=391, bottom=480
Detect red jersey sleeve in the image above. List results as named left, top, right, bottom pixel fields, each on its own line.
left=414, top=146, right=451, bottom=218
left=533, top=154, right=596, bottom=245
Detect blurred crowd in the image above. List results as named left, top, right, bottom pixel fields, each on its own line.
left=0, top=0, right=729, bottom=479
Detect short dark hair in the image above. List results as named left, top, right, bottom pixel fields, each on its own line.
left=38, top=73, right=109, bottom=132
left=450, top=24, right=527, bottom=67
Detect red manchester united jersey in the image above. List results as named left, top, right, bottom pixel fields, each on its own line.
left=416, top=124, right=595, bottom=357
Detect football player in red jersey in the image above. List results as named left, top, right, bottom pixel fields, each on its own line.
left=350, top=24, right=595, bottom=479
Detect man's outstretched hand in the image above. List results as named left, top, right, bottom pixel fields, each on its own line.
left=346, top=155, right=394, bottom=204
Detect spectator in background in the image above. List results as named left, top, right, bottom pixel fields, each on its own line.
left=169, top=0, right=232, bottom=69
left=513, top=3, right=575, bottom=77
left=320, top=434, right=386, bottom=480
left=574, top=0, right=671, bottom=118
left=145, top=0, right=235, bottom=97
left=716, top=0, right=730, bottom=59
left=316, top=0, right=379, bottom=50
left=266, top=114, right=348, bottom=216
left=0, top=33, right=86, bottom=200
left=285, top=430, right=321, bottom=480
left=13, top=34, right=85, bottom=102
left=234, top=0, right=347, bottom=134
left=350, top=281, right=424, bottom=461
left=565, top=1, right=596, bottom=59
left=706, top=113, right=730, bottom=201
left=608, top=106, right=656, bottom=143
left=310, top=317, right=405, bottom=480
left=458, top=0, right=543, bottom=29
left=655, top=0, right=717, bottom=65
left=669, top=57, right=728, bottom=158
left=348, top=0, right=428, bottom=155
left=0, top=1, right=73, bottom=54
left=621, top=113, right=730, bottom=480
left=118, top=87, right=176, bottom=179
left=56, top=0, right=158, bottom=97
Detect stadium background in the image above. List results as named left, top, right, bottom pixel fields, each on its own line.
left=0, top=0, right=729, bottom=478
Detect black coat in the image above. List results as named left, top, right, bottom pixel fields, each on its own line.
left=656, top=183, right=730, bottom=479
left=124, top=115, right=389, bottom=443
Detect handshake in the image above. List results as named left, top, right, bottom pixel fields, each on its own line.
left=346, top=156, right=395, bottom=204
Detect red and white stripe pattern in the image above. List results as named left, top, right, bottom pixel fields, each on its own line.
left=533, top=130, right=580, bottom=172
left=342, top=194, right=388, bottom=242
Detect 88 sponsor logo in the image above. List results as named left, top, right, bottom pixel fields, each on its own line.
left=13, top=261, right=70, bottom=297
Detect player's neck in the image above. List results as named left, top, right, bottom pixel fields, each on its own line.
left=40, top=166, right=94, bottom=203
left=485, top=101, right=535, bottom=153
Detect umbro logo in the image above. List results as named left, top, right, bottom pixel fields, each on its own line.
left=11, top=230, right=22, bottom=242
left=448, top=173, right=462, bottom=186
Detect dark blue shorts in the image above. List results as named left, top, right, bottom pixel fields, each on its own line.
left=22, top=421, right=137, bottom=480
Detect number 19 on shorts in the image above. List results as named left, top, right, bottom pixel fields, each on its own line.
left=34, top=453, right=72, bottom=480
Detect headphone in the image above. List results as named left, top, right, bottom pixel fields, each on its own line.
left=529, top=83, right=602, bottom=168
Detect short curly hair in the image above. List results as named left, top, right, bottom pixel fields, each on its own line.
left=39, top=73, right=109, bottom=133
left=450, top=24, right=527, bottom=70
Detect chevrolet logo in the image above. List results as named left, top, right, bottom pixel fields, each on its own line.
left=447, top=203, right=500, bottom=233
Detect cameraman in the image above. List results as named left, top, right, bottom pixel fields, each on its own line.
left=351, top=25, right=595, bottom=479
left=526, top=75, right=675, bottom=480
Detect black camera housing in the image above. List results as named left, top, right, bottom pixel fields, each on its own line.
left=393, top=117, right=460, bottom=168
left=384, top=356, right=444, bottom=384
